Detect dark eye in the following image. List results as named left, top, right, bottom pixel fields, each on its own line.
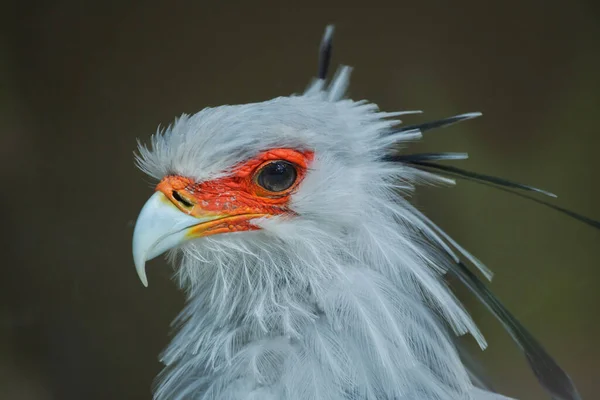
left=256, top=161, right=298, bottom=192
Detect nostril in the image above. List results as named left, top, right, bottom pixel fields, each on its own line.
left=172, top=191, right=193, bottom=208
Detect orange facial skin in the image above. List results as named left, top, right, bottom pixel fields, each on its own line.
left=155, top=148, right=314, bottom=237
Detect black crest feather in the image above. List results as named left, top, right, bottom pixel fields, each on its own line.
left=386, top=113, right=598, bottom=399
left=318, top=25, right=334, bottom=80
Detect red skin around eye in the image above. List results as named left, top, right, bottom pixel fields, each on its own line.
left=155, top=149, right=314, bottom=219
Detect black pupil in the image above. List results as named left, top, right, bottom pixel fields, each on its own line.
left=257, top=161, right=297, bottom=192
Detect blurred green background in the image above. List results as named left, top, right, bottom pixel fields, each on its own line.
left=1, top=0, right=598, bottom=399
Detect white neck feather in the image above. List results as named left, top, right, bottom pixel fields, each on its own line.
left=154, top=191, right=490, bottom=400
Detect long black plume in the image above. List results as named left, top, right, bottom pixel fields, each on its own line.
left=390, top=112, right=482, bottom=134
left=318, top=25, right=334, bottom=80
left=449, top=260, right=582, bottom=400
left=389, top=113, right=594, bottom=397
left=404, top=160, right=557, bottom=198
left=406, top=160, right=600, bottom=230
left=384, top=153, right=469, bottom=163
left=384, top=110, right=600, bottom=229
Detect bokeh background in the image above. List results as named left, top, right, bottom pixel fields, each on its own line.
left=1, top=1, right=598, bottom=399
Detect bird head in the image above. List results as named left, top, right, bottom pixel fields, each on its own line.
left=132, top=78, right=421, bottom=289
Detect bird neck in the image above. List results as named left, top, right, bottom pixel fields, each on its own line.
left=155, top=221, right=484, bottom=399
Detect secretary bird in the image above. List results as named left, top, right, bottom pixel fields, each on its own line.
left=132, top=26, right=595, bottom=400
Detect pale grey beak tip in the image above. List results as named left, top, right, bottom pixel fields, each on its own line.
left=132, top=191, right=200, bottom=288
left=137, top=265, right=149, bottom=287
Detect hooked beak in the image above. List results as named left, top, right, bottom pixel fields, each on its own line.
left=132, top=190, right=267, bottom=287
left=132, top=192, right=209, bottom=287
